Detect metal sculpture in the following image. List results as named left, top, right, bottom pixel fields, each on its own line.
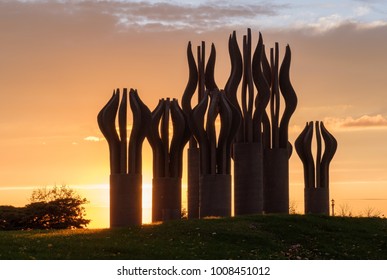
left=148, top=98, right=190, bottom=222
left=261, top=41, right=298, bottom=214
left=98, top=88, right=151, bottom=227
left=183, top=40, right=241, bottom=218
left=191, top=89, right=240, bottom=217
left=181, top=42, right=202, bottom=219
left=295, top=121, right=337, bottom=215
left=226, top=29, right=270, bottom=215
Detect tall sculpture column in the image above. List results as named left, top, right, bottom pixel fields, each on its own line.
left=98, top=88, right=151, bottom=227
left=262, top=42, right=298, bottom=214
left=182, top=41, right=216, bottom=219
left=295, top=121, right=337, bottom=215
left=182, top=42, right=202, bottom=219
left=183, top=40, right=242, bottom=218
left=226, top=29, right=270, bottom=215
left=148, top=98, right=190, bottom=222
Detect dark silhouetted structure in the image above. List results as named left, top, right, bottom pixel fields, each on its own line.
left=261, top=41, right=297, bottom=214
left=183, top=41, right=241, bottom=218
left=226, top=29, right=270, bottom=215
left=181, top=42, right=203, bottom=219
left=98, top=88, right=151, bottom=227
left=295, top=121, right=337, bottom=215
left=148, top=98, right=190, bottom=222
left=191, top=90, right=240, bottom=217
left=98, top=29, right=305, bottom=226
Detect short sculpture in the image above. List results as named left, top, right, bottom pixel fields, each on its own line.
left=295, top=121, right=337, bottom=215
left=98, top=88, right=151, bottom=227
left=226, top=29, right=270, bottom=215
left=148, top=98, right=190, bottom=222
left=261, top=41, right=297, bottom=214
left=190, top=90, right=240, bottom=217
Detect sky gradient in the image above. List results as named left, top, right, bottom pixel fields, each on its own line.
left=1, top=0, right=387, bottom=226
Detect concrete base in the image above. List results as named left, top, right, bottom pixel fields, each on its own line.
left=187, top=147, right=200, bottom=219
left=152, top=177, right=182, bottom=222
left=263, top=148, right=289, bottom=214
left=199, top=174, right=231, bottom=218
left=305, top=187, right=329, bottom=215
left=110, top=174, right=142, bottom=228
left=233, top=143, right=264, bottom=215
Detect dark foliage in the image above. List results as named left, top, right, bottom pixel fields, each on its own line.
left=0, top=186, right=90, bottom=230
left=0, top=206, right=27, bottom=230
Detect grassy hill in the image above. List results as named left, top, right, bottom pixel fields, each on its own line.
left=0, top=214, right=386, bottom=259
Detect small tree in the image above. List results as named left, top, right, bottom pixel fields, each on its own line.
left=361, top=206, right=383, bottom=218
left=338, top=203, right=353, bottom=217
left=26, top=185, right=90, bottom=229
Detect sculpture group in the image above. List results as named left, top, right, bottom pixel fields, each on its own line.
left=98, top=28, right=337, bottom=228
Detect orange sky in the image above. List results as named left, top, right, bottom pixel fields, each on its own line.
left=1, top=1, right=387, bottom=226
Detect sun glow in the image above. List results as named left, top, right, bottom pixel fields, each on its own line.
left=73, top=183, right=153, bottom=228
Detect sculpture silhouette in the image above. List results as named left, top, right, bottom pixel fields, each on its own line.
left=183, top=41, right=241, bottom=218
left=148, top=98, right=190, bottom=222
left=191, top=89, right=240, bottom=217
left=295, top=121, right=337, bottom=215
left=181, top=42, right=202, bottom=219
left=261, top=41, right=297, bottom=214
left=98, top=88, right=151, bottom=227
left=226, top=29, right=270, bottom=215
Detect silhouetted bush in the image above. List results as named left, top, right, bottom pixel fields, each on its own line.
left=0, top=206, right=26, bottom=230
left=0, top=185, right=90, bottom=230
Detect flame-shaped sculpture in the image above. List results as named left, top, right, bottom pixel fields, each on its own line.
left=98, top=88, right=151, bottom=227
left=148, top=98, right=190, bottom=222
left=295, top=121, right=337, bottom=215
left=190, top=90, right=240, bottom=217
left=226, top=29, right=270, bottom=215
left=261, top=41, right=298, bottom=214
left=182, top=39, right=241, bottom=218
left=181, top=42, right=203, bottom=219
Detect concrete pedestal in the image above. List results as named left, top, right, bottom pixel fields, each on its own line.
left=152, top=177, right=182, bottom=222
left=233, top=143, right=264, bottom=215
left=305, top=187, right=329, bottom=215
left=110, top=174, right=142, bottom=228
left=187, top=147, right=200, bottom=219
left=199, top=174, right=231, bottom=218
left=263, top=148, right=289, bottom=214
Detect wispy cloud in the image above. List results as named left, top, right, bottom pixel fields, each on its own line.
left=84, top=136, right=103, bottom=142
left=324, top=114, right=387, bottom=131
left=5, top=0, right=386, bottom=33
left=110, top=1, right=282, bottom=32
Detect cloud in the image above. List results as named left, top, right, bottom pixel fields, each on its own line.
left=109, top=1, right=282, bottom=32
left=84, top=136, right=102, bottom=142
left=324, top=114, right=387, bottom=131
left=307, top=14, right=349, bottom=32
left=2, top=0, right=387, bottom=33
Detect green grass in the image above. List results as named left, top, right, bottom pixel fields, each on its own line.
left=0, top=215, right=386, bottom=259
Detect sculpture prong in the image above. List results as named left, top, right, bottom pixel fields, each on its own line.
left=279, top=45, right=298, bottom=149
left=170, top=99, right=190, bottom=178
left=148, top=99, right=166, bottom=178
left=252, top=32, right=270, bottom=143
left=128, top=89, right=151, bottom=174
left=97, top=90, right=120, bottom=174
left=205, top=43, right=218, bottom=91
left=118, top=88, right=128, bottom=174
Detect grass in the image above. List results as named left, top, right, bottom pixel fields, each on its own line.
left=0, top=214, right=386, bottom=260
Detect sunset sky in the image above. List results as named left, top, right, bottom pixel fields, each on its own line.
left=1, top=0, right=387, bottom=227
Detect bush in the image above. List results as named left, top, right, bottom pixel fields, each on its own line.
left=0, top=185, right=90, bottom=230
left=0, top=206, right=26, bottom=230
